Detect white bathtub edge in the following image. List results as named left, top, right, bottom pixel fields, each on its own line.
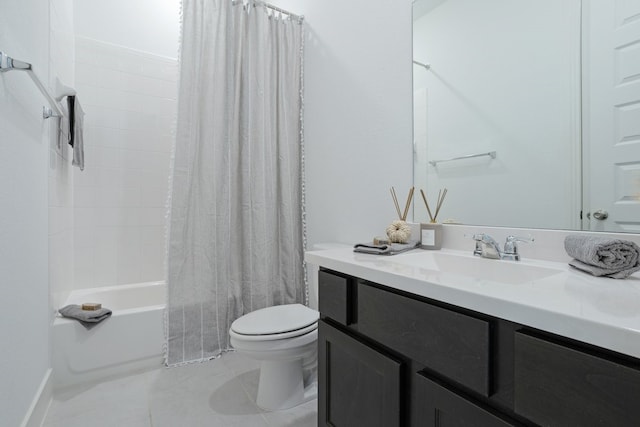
left=53, top=282, right=166, bottom=390
left=53, top=355, right=164, bottom=391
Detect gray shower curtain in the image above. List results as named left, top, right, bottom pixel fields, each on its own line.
left=165, top=0, right=305, bottom=366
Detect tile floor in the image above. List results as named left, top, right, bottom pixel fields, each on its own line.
left=43, top=352, right=318, bottom=427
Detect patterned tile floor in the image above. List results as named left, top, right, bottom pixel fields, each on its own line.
left=43, top=352, right=317, bottom=427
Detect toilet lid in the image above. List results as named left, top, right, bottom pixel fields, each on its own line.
left=231, top=303, right=319, bottom=336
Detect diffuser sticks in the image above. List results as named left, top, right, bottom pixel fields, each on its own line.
left=386, top=187, right=415, bottom=244
left=420, top=188, right=447, bottom=223
left=390, top=186, right=414, bottom=221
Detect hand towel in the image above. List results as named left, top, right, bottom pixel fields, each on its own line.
left=57, top=104, right=70, bottom=151
left=67, top=95, right=85, bottom=171
left=564, top=235, right=640, bottom=279
left=354, top=240, right=419, bottom=256
left=59, top=304, right=112, bottom=329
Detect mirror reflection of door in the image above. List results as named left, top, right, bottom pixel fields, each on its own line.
left=583, top=0, right=640, bottom=233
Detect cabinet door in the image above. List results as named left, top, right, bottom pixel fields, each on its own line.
left=318, top=320, right=402, bottom=427
left=414, top=373, right=521, bottom=427
left=514, top=331, right=640, bottom=427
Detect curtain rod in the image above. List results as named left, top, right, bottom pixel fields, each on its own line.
left=232, top=0, right=304, bottom=23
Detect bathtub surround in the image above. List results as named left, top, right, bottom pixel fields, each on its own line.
left=166, top=0, right=306, bottom=366
left=73, top=37, right=177, bottom=289
left=74, top=0, right=180, bottom=59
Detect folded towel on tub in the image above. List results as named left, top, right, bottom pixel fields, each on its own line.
left=564, top=235, right=640, bottom=279
left=59, top=304, right=112, bottom=329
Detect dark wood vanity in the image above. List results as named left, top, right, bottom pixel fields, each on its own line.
left=317, top=268, right=640, bottom=427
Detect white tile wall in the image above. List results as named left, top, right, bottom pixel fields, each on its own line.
left=49, top=0, right=75, bottom=313
left=73, top=36, right=177, bottom=289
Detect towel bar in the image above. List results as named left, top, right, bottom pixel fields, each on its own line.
left=429, top=151, right=497, bottom=167
left=0, top=50, right=65, bottom=119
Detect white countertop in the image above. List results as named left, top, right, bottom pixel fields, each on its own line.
left=305, top=247, right=640, bottom=359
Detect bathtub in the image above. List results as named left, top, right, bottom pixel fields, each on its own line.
left=53, top=281, right=165, bottom=388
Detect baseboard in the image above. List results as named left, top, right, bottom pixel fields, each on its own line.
left=20, top=368, right=53, bottom=427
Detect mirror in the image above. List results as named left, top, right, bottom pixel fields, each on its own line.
left=412, top=0, right=640, bottom=233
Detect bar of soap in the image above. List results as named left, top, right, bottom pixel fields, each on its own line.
left=373, top=236, right=389, bottom=245
left=82, top=303, right=102, bottom=311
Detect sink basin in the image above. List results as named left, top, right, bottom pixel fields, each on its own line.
left=395, top=252, right=563, bottom=285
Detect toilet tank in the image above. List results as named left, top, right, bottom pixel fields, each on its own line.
left=306, top=243, right=351, bottom=311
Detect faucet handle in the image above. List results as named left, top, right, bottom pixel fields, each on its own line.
left=505, top=235, right=534, bottom=244
left=503, top=235, right=534, bottom=260
left=464, top=234, right=485, bottom=257
left=465, top=233, right=493, bottom=242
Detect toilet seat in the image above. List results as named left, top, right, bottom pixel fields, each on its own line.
left=230, top=322, right=317, bottom=341
left=230, top=303, right=319, bottom=342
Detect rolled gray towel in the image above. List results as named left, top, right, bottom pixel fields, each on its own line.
left=564, top=235, right=640, bottom=279
left=59, top=304, right=112, bottom=329
left=354, top=240, right=419, bottom=256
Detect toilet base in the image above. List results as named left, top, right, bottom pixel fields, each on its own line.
left=256, top=358, right=317, bottom=411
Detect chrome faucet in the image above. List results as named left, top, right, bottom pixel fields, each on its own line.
left=471, top=234, right=502, bottom=259
left=471, top=234, right=534, bottom=261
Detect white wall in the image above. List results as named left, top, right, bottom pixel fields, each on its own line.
left=271, top=0, right=415, bottom=247
left=413, top=0, right=581, bottom=229
left=72, top=37, right=176, bottom=288
left=74, top=0, right=181, bottom=59
left=0, top=1, right=51, bottom=425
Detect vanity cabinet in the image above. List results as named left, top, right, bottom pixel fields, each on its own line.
left=318, top=268, right=640, bottom=427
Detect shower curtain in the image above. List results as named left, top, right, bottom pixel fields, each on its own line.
left=165, top=0, right=305, bottom=366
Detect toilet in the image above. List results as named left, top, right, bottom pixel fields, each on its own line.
left=229, top=303, right=319, bottom=411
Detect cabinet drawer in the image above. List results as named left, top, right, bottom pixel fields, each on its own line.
left=414, top=373, right=520, bottom=427
left=357, top=282, right=491, bottom=396
left=319, top=270, right=353, bottom=325
left=514, top=331, right=640, bottom=426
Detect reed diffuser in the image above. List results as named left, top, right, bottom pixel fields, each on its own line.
left=386, top=187, right=414, bottom=243
left=419, top=188, right=448, bottom=250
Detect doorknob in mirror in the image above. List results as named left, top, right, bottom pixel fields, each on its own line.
left=593, top=210, right=609, bottom=220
